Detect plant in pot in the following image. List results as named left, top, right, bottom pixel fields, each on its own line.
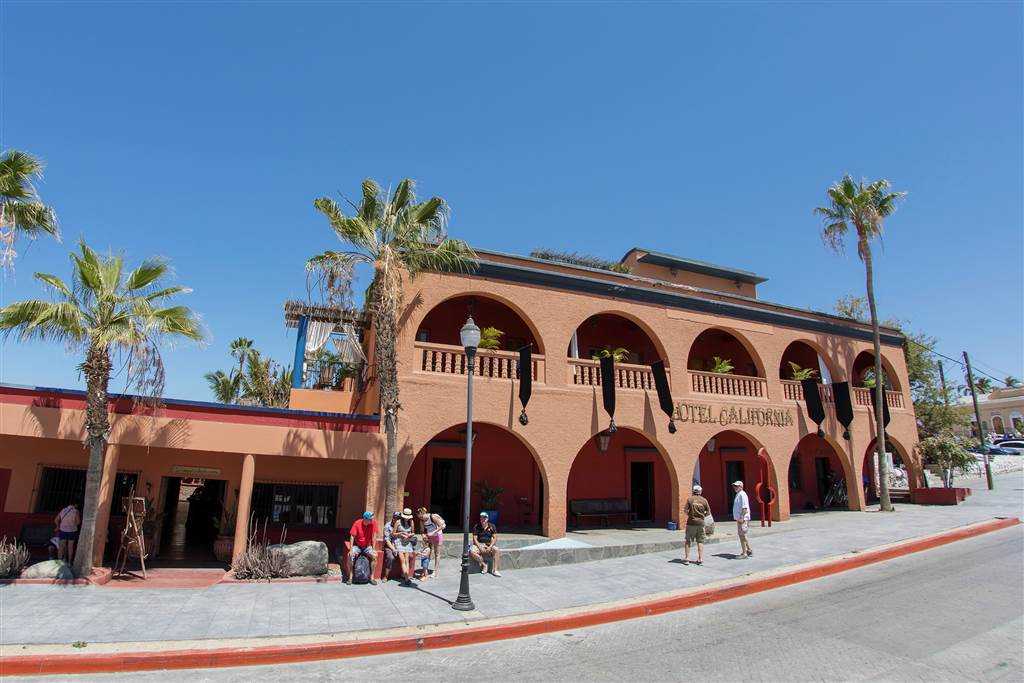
left=788, top=362, right=819, bottom=381
left=591, top=347, right=632, bottom=363
left=474, top=480, right=504, bottom=526
left=478, top=327, right=504, bottom=350
left=213, top=503, right=237, bottom=564
left=708, top=356, right=734, bottom=374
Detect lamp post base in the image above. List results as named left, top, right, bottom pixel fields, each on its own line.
left=452, top=545, right=475, bottom=611
left=452, top=595, right=476, bottom=611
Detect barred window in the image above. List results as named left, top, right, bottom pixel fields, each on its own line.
left=251, top=482, right=338, bottom=528
left=35, top=467, right=138, bottom=514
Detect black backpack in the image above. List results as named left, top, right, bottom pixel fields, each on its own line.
left=352, top=553, right=372, bottom=584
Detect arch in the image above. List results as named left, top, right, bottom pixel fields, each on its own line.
left=851, top=350, right=902, bottom=391
left=1011, top=413, right=1024, bottom=435
left=692, top=429, right=779, bottom=521
left=687, top=327, right=766, bottom=377
left=565, top=426, right=679, bottom=527
left=568, top=310, right=670, bottom=365
left=787, top=434, right=856, bottom=513
left=401, top=422, right=549, bottom=530
left=779, top=340, right=839, bottom=383
left=991, top=415, right=1005, bottom=435
left=862, top=434, right=914, bottom=501
left=414, top=292, right=546, bottom=354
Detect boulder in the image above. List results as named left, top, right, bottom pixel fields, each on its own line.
left=267, top=540, right=328, bottom=577
left=20, top=560, right=75, bottom=580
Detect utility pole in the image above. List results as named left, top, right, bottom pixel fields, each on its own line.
left=963, top=351, right=994, bottom=490
left=938, top=361, right=950, bottom=406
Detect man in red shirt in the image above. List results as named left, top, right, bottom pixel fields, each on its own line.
left=345, top=511, right=379, bottom=585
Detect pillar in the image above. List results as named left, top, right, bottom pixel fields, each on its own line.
left=91, top=444, right=122, bottom=565
left=232, top=453, right=256, bottom=564
left=541, top=467, right=568, bottom=539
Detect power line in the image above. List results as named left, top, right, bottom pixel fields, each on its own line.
left=905, top=337, right=1014, bottom=388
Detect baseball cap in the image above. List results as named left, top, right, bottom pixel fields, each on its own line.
left=362, top=511, right=374, bottom=520
left=479, top=511, right=489, bottom=519
left=732, top=480, right=744, bottom=487
left=692, top=484, right=702, bottom=493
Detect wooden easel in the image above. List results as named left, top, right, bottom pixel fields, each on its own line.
left=114, top=495, right=148, bottom=579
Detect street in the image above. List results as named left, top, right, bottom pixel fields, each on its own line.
left=47, top=521, right=1022, bottom=682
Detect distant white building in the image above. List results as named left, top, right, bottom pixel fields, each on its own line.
left=958, top=387, right=1024, bottom=437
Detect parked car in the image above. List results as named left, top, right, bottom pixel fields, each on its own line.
left=991, top=440, right=1024, bottom=455
left=968, top=445, right=1015, bottom=456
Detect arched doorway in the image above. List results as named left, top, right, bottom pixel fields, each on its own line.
left=779, top=341, right=834, bottom=383
left=688, top=328, right=764, bottom=378
left=851, top=351, right=901, bottom=391
left=695, top=430, right=775, bottom=521
left=991, top=415, right=1005, bottom=435
left=862, top=437, right=910, bottom=502
left=403, top=423, right=545, bottom=531
left=416, top=294, right=543, bottom=353
left=569, top=313, right=665, bottom=364
left=566, top=428, right=673, bottom=528
left=788, top=435, right=852, bottom=513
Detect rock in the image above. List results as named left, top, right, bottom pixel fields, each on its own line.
left=20, top=560, right=75, bottom=580
left=267, top=541, right=328, bottom=577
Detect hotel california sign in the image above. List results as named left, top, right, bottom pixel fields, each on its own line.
left=673, top=401, right=794, bottom=429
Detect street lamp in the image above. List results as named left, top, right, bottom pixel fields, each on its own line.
left=453, top=316, right=480, bottom=612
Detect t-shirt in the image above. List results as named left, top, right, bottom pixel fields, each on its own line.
left=349, top=519, right=377, bottom=548
left=732, top=490, right=751, bottom=522
left=57, top=505, right=80, bottom=532
left=684, top=495, right=710, bottom=525
left=473, top=522, right=496, bottom=544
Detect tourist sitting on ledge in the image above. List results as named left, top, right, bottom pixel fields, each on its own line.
left=470, top=511, right=501, bottom=577
left=345, top=511, right=379, bottom=585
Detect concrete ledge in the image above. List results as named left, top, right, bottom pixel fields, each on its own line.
left=2, top=517, right=1017, bottom=676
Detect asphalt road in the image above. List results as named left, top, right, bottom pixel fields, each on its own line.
left=51, top=523, right=1023, bottom=682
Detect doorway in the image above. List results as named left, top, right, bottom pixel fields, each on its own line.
left=430, top=459, right=463, bottom=527
left=158, top=477, right=226, bottom=562
left=814, top=457, right=831, bottom=508
left=629, top=461, right=654, bottom=522
left=725, top=461, right=745, bottom=519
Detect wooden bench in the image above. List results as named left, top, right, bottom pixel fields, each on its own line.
left=569, top=498, right=636, bottom=527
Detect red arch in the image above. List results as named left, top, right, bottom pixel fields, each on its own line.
left=414, top=291, right=546, bottom=354
left=569, top=310, right=670, bottom=366
left=692, top=429, right=780, bottom=521
left=688, top=327, right=766, bottom=377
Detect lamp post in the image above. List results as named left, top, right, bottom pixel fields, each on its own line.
left=453, top=316, right=481, bottom=611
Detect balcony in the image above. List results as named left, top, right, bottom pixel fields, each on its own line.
left=853, top=386, right=905, bottom=409
left=415, top=341, right=544, bottom=382
left=569, top=358, right=663, bottom=390
left=781, top=380, right=834, bottom=403
left=690, top=370, right=767, bottom=399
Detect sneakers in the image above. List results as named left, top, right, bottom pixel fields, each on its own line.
left=370, top=579, right=378, bottom=585
left=491, top=570, right=502, bottom=577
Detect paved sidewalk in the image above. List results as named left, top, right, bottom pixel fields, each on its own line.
left=1, top=471, right=1020, bottom=648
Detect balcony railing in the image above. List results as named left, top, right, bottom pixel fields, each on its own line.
left=569, top=358, right=664, bottom=391
left=853, top=386, right=905, bottom=409
left=781, top=379, right=834, bottom=403
left=690, top=370, right=767, bottom=399
left=415, top=341, right=544, bottom=382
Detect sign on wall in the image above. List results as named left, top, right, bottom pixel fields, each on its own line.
left=673, top=402, right=794, bottom=429
left=170, top=465, right=222, bottom=478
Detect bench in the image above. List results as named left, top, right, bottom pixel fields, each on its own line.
left=19, top=522, right=55, bottom=558
left=569, top=498, right=636, bottom=527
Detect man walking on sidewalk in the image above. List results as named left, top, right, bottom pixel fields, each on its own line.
left=732, top=481, right=752, bottom=559
left=682, top=484, right=710, bottom=565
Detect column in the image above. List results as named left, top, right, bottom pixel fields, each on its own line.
left=231, top=453, right=255, bottom=564
left=91, top=444, right=122, bottom=566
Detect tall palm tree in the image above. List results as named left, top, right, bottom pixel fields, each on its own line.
left=0, top=242, right=203, bottom=576
left=238, top=349, right=291, bottom=407
left=816, top=175, right=906, bottom=512
left=0, top=149, right=60, bottom=268
left=205, top=369, right=241, bottom=403
left=229, top=337, right=254, bottom=374
left=309, top=179, right=475, bottom=515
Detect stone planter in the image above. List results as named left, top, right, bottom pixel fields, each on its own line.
left=213, top=535, right=234, bottom=564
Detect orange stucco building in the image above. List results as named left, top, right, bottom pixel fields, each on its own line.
left=0, top=246, right=920, bottom=565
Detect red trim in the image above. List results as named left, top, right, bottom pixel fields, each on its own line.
left=2, top=517, right=1017, bottom=676
left=0, top=385, right=378, bottom=433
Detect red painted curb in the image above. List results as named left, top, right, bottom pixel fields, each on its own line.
left=2, top=517, right=1019, bottom=676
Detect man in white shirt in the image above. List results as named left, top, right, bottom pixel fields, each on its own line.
left=731, top=481, right=752, bottom=559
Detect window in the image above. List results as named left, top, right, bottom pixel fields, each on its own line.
left=35, top=467, right=138, bottom=514
left=251, top=482, right=338, bottom=528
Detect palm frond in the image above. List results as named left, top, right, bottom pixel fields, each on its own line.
left=33, top=272, right=74, bottom=299
left=126, top=258, right=170, bottom=291
left=4, top=202, right=59, bottom=238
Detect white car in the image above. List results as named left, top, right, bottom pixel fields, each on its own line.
left=994, top=440, right=1024, bottom=455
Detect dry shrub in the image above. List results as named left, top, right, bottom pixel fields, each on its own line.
left=0, top=536, right=31, bottom=579
left=231, top=518, right=288, bottom=581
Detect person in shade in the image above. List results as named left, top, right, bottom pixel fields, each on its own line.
left=345, top=511, right=379, bottom=585
left=682, top=484, right=710, bottom=565
left=470, top=511, right=501, bottom=576
left=381, top=511, right=402, bottom=582
left=732, top=480, right=753, bottom=559
left=55, top=500, right=80, bottom=563
left=391, top=508, right=418, bottom=586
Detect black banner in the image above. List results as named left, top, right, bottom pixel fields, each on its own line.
left=801, top=378, right=826, bottom=437
left=600, top=355, right=617, bottom=432
left=832, top=381, right=854, bottom=440
left=651, top=360, right=676, bottom=433
left=518, top=346, right=532, bottom=425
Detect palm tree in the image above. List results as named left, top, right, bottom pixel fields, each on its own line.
left=0, top=150, right=60, bottom=268
left=816, top=175, right=906, bottom=512
left=229, top=337, right=254, bottom=374
left=0, top=242, right=203, bottom=576
left=1003, top=376, right=1020, bottom=389
left=205, top=369, right=241, bottom=403
left=238, top=349, right=291, bottom=407
left=309, top=179, right=475, bottom=515
left=973, top=377, right=994, bottom=395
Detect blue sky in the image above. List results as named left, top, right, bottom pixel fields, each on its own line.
left=1, top=1, right=1021, bottom=400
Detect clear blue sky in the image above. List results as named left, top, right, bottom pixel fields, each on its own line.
left=2, top=2, right=1021, bottom=401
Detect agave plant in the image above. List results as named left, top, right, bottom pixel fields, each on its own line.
left=591, top=347, right=632, bottom=363
left=788, top=362, right=819, bottom=381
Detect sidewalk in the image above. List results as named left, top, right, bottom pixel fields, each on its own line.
left=2, top=471, right=1021, bottom=649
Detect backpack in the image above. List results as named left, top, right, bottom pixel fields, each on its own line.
left=352, top=553, right=372, bottom=584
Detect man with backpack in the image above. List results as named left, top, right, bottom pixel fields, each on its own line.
left=345, top=511, right=379, bottom=585
left=682, top=485, right=710, bottom=565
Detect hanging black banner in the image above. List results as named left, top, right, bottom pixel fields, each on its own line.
left=832, top=381, right=854, bottom=440
left=651, top=360, right=676, bottom=433
left=801, top=378, right=826, bottom=437
left=600, top=355, right=617, bottom=432
left=518, top=346, right=532, bottom=425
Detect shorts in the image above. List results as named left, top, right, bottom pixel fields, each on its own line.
left=736, top=520, right=749, bottom=537
left=58, top=530, right=79, bottom=541
left=684, top=524, right=706, bottom=543
left=349, top=545, right=376, bottom=561
left=427, top=531, right=444, bottom=545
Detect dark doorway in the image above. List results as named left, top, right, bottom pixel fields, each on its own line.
left=430, top=459, right=463, bottom=528
left=725, top=461, right=745, bottom=519
left=158, top=477, right=226, bottom=562
left=629, top=461, right=654, bottom=522
left=537, top=476, right=544, bottom=529
left=815, top=457, right=831, bottom=508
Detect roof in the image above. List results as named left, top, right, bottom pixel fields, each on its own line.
left=623, top=248, right=768, bottom=285
left=284, top=300, right=365, bottom=328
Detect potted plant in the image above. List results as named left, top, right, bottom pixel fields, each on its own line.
left=213, top=504, right=236, bottom=564
left=474, top=480, right=504, bottom=526
left=478, top=327, right=504, bottom=350
left=591, top=347, right=632, bottom=362
left=788, top=362, right=819, bottom=381
left=709, top=356, right=734, bottom=374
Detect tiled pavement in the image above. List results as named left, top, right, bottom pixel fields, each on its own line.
left=1, top=471, right=1020, bottom=647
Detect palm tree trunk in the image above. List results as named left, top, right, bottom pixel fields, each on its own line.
left=375, top=304, right=401, bottom=517
left=863, top=247, right=894, bottom=512
left=73, top=345, right=112, bottom=577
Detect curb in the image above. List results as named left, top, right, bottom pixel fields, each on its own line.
left=0, top=567, right=111, bottom=587
left=2, top=517, right=1018, bottom=676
